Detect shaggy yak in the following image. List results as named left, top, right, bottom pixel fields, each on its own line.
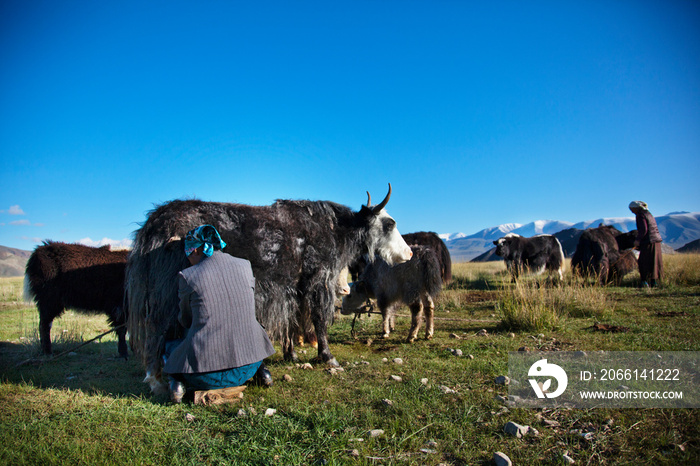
left=126, top=185, right=413, bottom=393
left=24, top=241, right=129, bottom=358
left=571, top=224, right=638, bottom=284
left=342, top=245, right=443, bottom=342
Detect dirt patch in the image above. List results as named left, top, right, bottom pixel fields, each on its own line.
left=588, top=323, right=631, bottom=333
left=461, top=291, right=496, bottom=303
left=656, top=311, right=690, bottom=317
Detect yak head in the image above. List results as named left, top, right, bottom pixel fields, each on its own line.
left=359, top=184, right=412, bottom=266
left=341, top=280, right=370, bottom=315
left=493, top=233, right=520, bottom=258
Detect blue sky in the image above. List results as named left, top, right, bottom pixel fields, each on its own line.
left=1, top=1, right=699, bottom=251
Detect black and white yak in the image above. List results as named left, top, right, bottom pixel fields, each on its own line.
left=126, top=184, right=413, bottom=393
left=493, top=233, right=565, bottom=281
left=24, top=241, right=129, bottom=358
left=342, top=245, right=443, bottom=342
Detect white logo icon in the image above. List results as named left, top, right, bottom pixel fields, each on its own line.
left=528, top=359, right=568, bottom=398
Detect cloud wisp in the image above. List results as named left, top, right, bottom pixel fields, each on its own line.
left=78, top=237, right=133, bottom=250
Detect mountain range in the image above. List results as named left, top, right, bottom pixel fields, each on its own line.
left=442, top=212, right=700, bottom=262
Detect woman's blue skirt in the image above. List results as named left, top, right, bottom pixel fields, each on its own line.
left=164, top=339, right=262, bottom=390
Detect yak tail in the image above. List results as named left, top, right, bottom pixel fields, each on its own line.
left=556, top=239, right=565, bottom=273
left=441, top=244, right=453, bottom=284
left=22, top=271, right=35, bottom=303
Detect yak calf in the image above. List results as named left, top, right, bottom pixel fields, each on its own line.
left=24, top=241, right=129, bottom=358
left=342, top=246, right=443, bottom=342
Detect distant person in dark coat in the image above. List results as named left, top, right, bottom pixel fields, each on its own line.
left=629, top=201, right=663, bottom=288
left=164, top=225, right=276, bottom=403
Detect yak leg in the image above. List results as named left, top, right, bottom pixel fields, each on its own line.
left=424, top=294, right=435, bottom=340
left=116, top=325, right=129, bottom=359
left=407, top=301, right=423, bottom=343
left=381, top=305, right=392, bottom=338
left=311, top=319, right=338, bottom=367
left=283, top=337, right=299, bottom=362
left=38, top=303, right=57, bottom=355
left=144, top=331, right=168, bottom=395
left=284, top=313, right=301, bottom=362
left=307, top=288, right=339, bottom=367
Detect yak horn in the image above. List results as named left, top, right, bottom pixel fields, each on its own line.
left=366, top=191, right=372, bottom=207
left=372, top=183, right=392, bottom=213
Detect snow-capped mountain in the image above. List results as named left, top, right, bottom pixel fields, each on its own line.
left=443, top=212, right=700, bottom=262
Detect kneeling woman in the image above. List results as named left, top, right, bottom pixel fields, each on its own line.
left=164, top=225, right=276, bottom=403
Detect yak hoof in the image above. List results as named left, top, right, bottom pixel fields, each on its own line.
left=143, top=372, right=168, bottom=395
left=284, top=351, right=300, bottom=363
left=326, top=357, right=340, bottom=367
left=382, top=333, right=390, bottom=339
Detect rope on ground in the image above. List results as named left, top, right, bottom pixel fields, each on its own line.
left=15, top=323, right=126, bottom=367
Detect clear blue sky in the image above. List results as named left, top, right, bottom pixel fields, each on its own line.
left=1, top=1, right=699, bottom=251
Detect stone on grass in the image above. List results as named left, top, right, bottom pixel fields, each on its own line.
left=503, top=421, right=529, bottom=438
left=369, top=429, right=384, bottom=438
left=392, top=358, right=404, bottom=365
left=493, top=451, right=512, bottom=466
left=495, top=375, right=510, bottom=385
left=439, top=385, right=457, bottom=394
left=265, top=408, right=277, bottom=417
left=390, top=375, right=403, bottom=382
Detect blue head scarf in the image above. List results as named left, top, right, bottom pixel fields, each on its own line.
left=184, top=225, right=227, bottom=257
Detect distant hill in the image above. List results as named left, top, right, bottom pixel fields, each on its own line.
left=0, top=246, right=31, bottom=277
left=676, top=239, right=700, bottom=254
left=445, top=212, right=700, bottom=262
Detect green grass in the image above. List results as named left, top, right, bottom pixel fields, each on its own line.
left=1, top=255, right=700, bottom=465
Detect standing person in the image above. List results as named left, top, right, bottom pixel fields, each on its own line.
left=164, top=225, right=276, bottom=403
left=629, top=201, right=663, bottom=288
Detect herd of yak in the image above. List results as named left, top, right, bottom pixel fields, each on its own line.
left=22, top=185, right=641, bottom=393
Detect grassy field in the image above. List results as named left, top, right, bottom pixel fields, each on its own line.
left=1, top=255, right=699, bottom=465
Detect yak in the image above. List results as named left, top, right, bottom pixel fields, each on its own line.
left=126, top=184, right=413, bottom=393
left=24, top=241, right=129, bottom=358
left=342, top=245, right=443, bottom=342
left=571, top=224, right=638, bottom=284
left=493, top=233, right=565, bottom=281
